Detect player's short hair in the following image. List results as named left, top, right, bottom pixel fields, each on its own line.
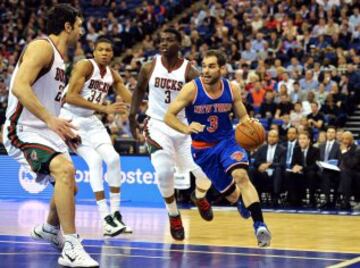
left=94, top=37, right=113, bottom=49
left=46, top=4, right=81, bottom=35
left=163, top=28, right=182, bottom=43
left=204, top=50, right=227, bottom=67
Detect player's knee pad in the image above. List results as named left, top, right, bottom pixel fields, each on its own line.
left=86, top=154, right=104, bottom=192
left=192, top=168, right=211, bottom=191
left=104, top=150, right=121, bottom=188
left=152, top=151, right=175, bottom=197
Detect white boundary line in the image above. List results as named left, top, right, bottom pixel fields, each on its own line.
left=0, top=240, right=347, bottom=262
left=326, top=257, right=360, bottom=268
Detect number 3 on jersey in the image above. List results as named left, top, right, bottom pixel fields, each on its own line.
left=207, top=115, right=218, bottom=133
left=164, top=90, right=171, bottom=103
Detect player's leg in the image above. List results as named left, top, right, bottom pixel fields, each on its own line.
left=220, top=136, right=271, bottom=247
left=96, top=143, right=132, bottom=233
left=145, top=119, right=184, bottom=240
left=77, top=145, right=124, bottom=237
left=175, top=137, right=213, bottom=221
left=49, top=154, right=98, bottom=267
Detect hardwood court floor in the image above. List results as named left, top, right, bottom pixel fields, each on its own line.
left=0, top=199, right=359, bottom=267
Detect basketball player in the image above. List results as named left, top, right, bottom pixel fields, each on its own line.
left=129, top=28, right=212, bottom=240
left=60, top=37, right=132, bottom=236
left=2, top=4, right=98, bottom=267
left=164, top=50, right=271, bottom=247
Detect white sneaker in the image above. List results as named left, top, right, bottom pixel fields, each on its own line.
left=113, top=211, right=133, bottom=234
left=31, top=224, right=64, bottom=250
left=58, top=235, right=99, bottom=267
left=254, top=221, right=271, bottom=247
left=103, top=215, right=126, bottom=237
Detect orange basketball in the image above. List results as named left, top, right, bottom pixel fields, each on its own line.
left=235, top=120, right=266, bottom=151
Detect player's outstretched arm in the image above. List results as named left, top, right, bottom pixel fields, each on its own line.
left=164, top=82, right=203, bottom=134
left=111, top=68, right=132, bottom=103
left=129, top=62, right=152, bottom=139
left=12, top=40, right=77, bottom=141
left=231, top=82, right=250, bottom=123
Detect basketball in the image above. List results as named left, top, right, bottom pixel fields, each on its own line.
left=235, top=120, right=266, bottom=151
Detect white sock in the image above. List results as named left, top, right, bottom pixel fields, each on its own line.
left=43, top=223, right=60, bottom=233
left=195, top=188, right=206, bottom=199
left=165, top=200, right=179, bottom=216
left=96, top=199, right=110, bottom=219
left=110, top=192, right=120, bottom=214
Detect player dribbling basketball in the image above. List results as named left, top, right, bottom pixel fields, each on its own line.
left=164, top=50, right=271, bottom=247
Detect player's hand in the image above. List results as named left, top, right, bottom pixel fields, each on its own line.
left=129, top=114, right=140, bottom=140
left=103, top=102, right=129, bottom=114
left=46, top=116, right=78, bottom=141
left=186, top=122, right=205, bottom=134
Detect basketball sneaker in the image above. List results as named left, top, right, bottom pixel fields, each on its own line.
left=236, top=200, right=251, bottom=219
left=113, top=211, right=133, bottom=234
left=31, top=224, right=64, bottom=250
left=191, top=192, right=214, bottom=221
left=103, top=215, right=125, bottom=237
left=58, top=234, right=99, bottom=267
left=169, top=214, right=185, bottom=240
left=254, top=221, right=271, bottom=247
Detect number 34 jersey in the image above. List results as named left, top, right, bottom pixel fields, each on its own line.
left=62, top=59, right=114, bottom=117
left=146, top=55, right=190, bottom=122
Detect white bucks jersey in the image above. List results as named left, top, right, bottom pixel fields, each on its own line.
left=147, top=55, right=189, bottom=121
left=63, top=59, right=114, bottom=116
left=6, top=37, right=66, bottom=128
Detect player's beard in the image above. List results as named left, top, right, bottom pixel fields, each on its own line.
left=203, top=74, right=221, bottom=85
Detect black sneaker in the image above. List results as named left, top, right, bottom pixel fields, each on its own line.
left=191, top=192, right=214, bottom=221
left=169, top=214, right=185, bottom=240
left=113, top=211, right=133, bottom=234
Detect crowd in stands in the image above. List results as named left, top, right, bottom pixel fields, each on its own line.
left=1, top=0, right=360, bottom=210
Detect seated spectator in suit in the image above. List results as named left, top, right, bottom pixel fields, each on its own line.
left=252, top=130, right=286, bottom=206
left=338, top=131, right=360, bottom=210
left=313, top=130, right=326, bottom=148
left=259, top=91, right=277, bottom=118
left=307, top=102, right=325, bottom=131
left=286, top=131, right=320, bottom=207
left=318, top=126, right=341, bottom=209
left=284, top=127, right=299, bottom=169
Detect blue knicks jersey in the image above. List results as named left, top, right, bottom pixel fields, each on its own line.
left=185, top=77, right=234, bottom=143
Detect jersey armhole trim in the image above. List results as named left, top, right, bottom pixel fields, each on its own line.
left=147, top=57, right=157, bottom=85
left=185, top=61, right=192, bottom=82
left=85, top=59, right=94, bottom=82
left=229, top=81, right=235, bottom=102
left=192, top=80, right=198, bottom=105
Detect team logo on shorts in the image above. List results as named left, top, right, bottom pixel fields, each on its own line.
left=18, top=166, right=48, bottom=194
left=30, top=150, right=38, bottom=161
left=231, top=151, right=244, bottom=161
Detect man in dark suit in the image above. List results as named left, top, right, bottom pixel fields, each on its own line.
left=338, top=131, right=360, bottom=210
left=284, top=127, right=299, bottom=169
left=252, top=129, right=286, bottom=206
left=318, top=126, right=341, bottom=209
left=286, top=131, right=320, bottom=207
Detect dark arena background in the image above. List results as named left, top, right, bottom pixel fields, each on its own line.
left=0, top=0, right=360, bottom=267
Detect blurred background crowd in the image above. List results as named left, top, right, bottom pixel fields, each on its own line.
left=1, top=0, right=360, bottom=210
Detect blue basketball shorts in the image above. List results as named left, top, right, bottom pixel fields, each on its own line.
left=191, top=134, right=249, bottom=193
